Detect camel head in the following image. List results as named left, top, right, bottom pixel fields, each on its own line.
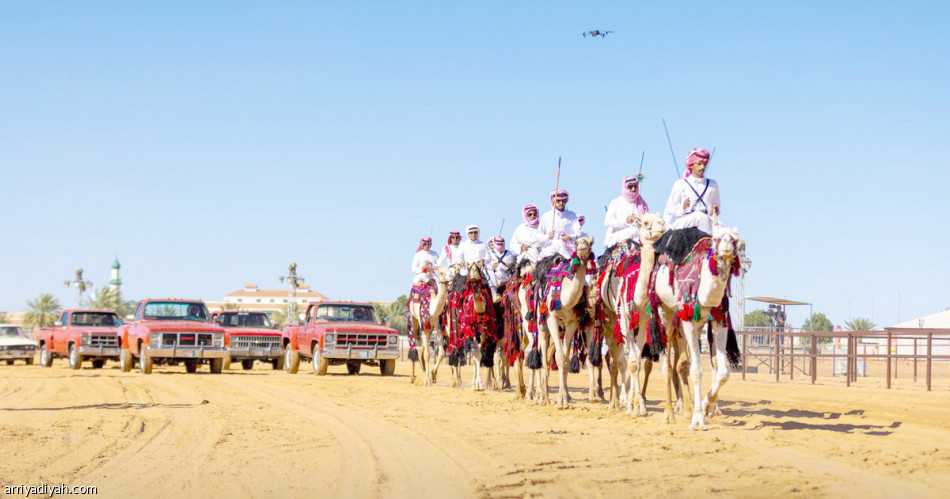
left=574, top=236, right=594, bottom=261
left=517, top=258, right=536, bottom=278
left=435, top=266, right=452, bottom=285
left=638, top=212, right=666, bottom=244
left=466, top=261, right=483, bottom=281
left=712, top=225, right=740, bottom=261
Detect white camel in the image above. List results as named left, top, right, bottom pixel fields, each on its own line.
left=653, top=223, right=741, bottom=430
left=407, top=267, right=452, bottom=386
left=616, top=213, right=666, bottom=416
left=537, top=236, right=595, bottom=409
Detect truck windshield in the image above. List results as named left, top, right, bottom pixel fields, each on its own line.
left=217, top=312, right=272, bottom=328
left=71, top=312, right=119, bottom=327
left=0, top=327, right=23, bottom=337
left=314, top=304, right=379, bottom=324
left=143, top=302, right=210, bottom=321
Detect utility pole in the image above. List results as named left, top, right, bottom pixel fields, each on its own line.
left=278, top=263, right=306, bottom=325
left=64, top=268, right=92, bottom=307
left=736, top=245, right=751, bottom=331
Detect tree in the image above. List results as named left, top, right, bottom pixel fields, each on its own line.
left=85, top=287, right=137, bottom=318
left=23, top=293, right=62, bottom=329
left=374, top=296, right=408, bottom=336
left=845, top=317, right=877, bottom=332
left=744, top=309, right=770, bottom=328
left=0, top=314, right=8, bottom=324
left=221, top=302, right=242, bottom=311
left=802, top=312, right=833, bottom=332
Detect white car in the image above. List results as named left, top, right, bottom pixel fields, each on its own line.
left=0, top=325, right=38, bottom=365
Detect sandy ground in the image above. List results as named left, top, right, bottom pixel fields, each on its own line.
left=0, top=357, right=948, bottom=498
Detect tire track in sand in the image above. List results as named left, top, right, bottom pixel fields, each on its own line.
left=224, top=376, right=477, bottom=498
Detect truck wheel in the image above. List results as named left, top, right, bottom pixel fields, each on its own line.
left=140, top=351, right=153, bottom=374
left=25, top=358, right=34, bottom=365
left=272, top=357, right=285, bottom=370
left=285, top=349, right=300, bottom=374
left=379, top=359, right=396, bottom=376
left=210, top=358, right=224, bottom=374
left=184, top=359, right=198, bottom=373
left=91, top=359, right=105, bottom=369
left=313, top=348, right=328, bottom=376
left=68, top=344, right=84, bottom=370
left=346, top=362, right=361, bottom=375
left=241, top=359, right=254, bottom=370
left=40, top=347, right=53, bottom=368
left=119, top=349, right=133, bottom=372
left=222, top=355, right=232, bottom=371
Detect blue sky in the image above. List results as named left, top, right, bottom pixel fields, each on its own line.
left=1, top=1, right=946, bottom=328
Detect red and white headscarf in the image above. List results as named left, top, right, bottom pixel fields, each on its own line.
left=550, top=189, right=569, bottom=211
left=443, top=231, right=460, bottom=260
left=522, top=204, right=539, bottom=228
left=416, top=236, right=432, bottom=252
left=622, top=175, right=650, bottom=213
left=684, top=148, right=711, bottom=178
left=490, top=236, right=506, bottom=252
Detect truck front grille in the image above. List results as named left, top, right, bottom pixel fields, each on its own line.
left=154, top=331, right=223, bottom=348
left=334, top=333, right=389, bottom=349
left=85, top=334, right=118, bottom=348
left=231, top=335, right=281, bottom=349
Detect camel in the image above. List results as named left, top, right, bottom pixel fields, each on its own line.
left=406, top=267, right=452, bottom=386
left=652, top=222, right=742, bottom=430
left=509, top=258, right=550, bottom=401
left=615, top=213, right=666, bottom=416
left=537, top=236, right=595, bottom=409
left=447, top=261, right=498, bottom=391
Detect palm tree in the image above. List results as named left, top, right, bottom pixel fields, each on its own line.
left=845, top=317, right=877, bottom=332
left=269, top=307, right=292, bottom=328
left=84, top=287, right=137, bottom=318
left=221, top=303, right=241, bottom=311
left=373, top=295, right=408, bottom=335
left=23, top=293, right=62, bottom=329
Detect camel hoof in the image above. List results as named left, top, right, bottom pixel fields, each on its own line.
left=689, top=414, right=707, bottom=431
left=663, top=411, right=674, bottom=424
left=674, top=400, right=684, bottom=415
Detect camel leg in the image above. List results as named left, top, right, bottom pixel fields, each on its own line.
left=662, top=343, right=676, bottom=424
left=547, top=315, right=573, bottom=410
left=682, top=321, right=707, bottom=430
left=431, top=328, right=445, bottom=385
left=675, top=334, right=692, bottom=417
left=586, top=354, right=601, bottom=404
left=625, top=335, right=644, bottom=416
left=605, top=335, right=622, bottom=411
left=419, top=330, right=431, bottom=386
left=703, top=322, right=731, bottom=418
left=471, top=342, right=484, bottom=391
left=538, top=324, right=554, bottom=406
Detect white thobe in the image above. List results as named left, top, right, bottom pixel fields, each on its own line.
left=663, top=176, right=720, bottom=234
left=604, top=196, right=649, bottom=247
left=510, top=224, right=544, bottom=263
left=411, top=250, right=439, bottom=285
left=538, top=208, right=581, bottom=259
left=437, top=244, right=461, bottom=269
left=458, top=239, right=490, bottom=277
left=487, top=249, right=516, bottom=288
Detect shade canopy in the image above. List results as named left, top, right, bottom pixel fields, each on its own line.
left=747, top=297, right=810, bottom=306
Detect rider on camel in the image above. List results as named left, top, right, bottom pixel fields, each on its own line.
left=458, top=225, right=490, bottom=277
left=487, top=235, right=516, bottom=292
left=663, top=148, right=720, bottom=235
left=437, top=231, right=462, bottom=269
left=510, top=203, right=544, bottom=263
left=410, top=236, right=438, bottom=285
left=604, top=175, right=650, bottom=247
left=538, top=189, right=581, bottom=260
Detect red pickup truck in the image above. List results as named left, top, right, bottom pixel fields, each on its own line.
left=211, top=311, right=284, bottom=370
left=36, top=309, right=121, bottom=369
left=117, top=299, right=227, bottom=374
left=282, top=301, right=399, bottom=376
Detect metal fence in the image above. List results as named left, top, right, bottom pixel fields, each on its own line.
left=734, top=328, right=950, bottom=391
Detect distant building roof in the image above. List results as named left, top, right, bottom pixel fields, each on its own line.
left=112, top=258, right=121, bottom=270
left=889, top=309, right=950, bottom=329
left=747, top=297, right=811, bottom=306
left=224, top=287, right=328, bottom=300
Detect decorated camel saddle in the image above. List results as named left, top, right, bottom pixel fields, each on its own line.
left=532, top=249, right=597, bottom=372
left=444, top=262, right=497, bottom=366
left=405, top=280, right=439, bottom=356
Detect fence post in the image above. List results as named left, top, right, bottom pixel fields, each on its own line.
left=774, top=332, right=780, bottom=382
left=790, top=335, right=795, bottom=380
left=914, top=337, right=918, bottom=383
left=811, top=333, right=817, bottom=384
left=742, top=332, right=747, bottom=381
left=846, top=333, right=852, bottom=387
left=927, top=332, right=932, bottom=392
left=886, top=331, right=892, bottom=389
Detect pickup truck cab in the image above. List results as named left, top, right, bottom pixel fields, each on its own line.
left=36, top=309, right=121, bottom=369
left=0, top=325, right=38, bottom=365
left=282, top=301, right=399, bottom=376
left=211, top=311, right=284, bottom=370
left=117, top=299, right=227, bottom=374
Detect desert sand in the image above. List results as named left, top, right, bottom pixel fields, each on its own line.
left=1, top=358, right=948, bottom=498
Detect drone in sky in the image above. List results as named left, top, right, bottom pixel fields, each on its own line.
left=583, top=30, right=613, bottom=38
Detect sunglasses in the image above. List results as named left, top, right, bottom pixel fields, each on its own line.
left=526, top=212, right=537, bottom=217
left=626, top=183, right=638, bottom=190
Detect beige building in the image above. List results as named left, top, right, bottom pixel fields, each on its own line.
left=206, top=283, right=328, bottom=313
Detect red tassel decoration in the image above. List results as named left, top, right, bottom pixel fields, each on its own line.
left=708, top=253, right=719, bottom=276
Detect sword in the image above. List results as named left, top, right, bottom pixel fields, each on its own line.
left=663, top=119, right=681, bottom=178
